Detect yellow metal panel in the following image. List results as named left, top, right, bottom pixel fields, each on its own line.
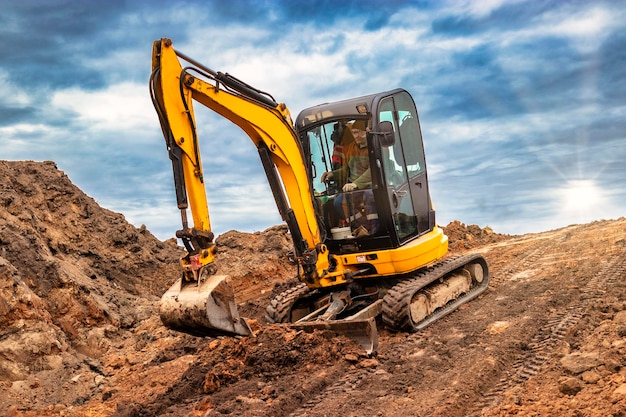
left=315, top=227, right=448, bottom=288
left=155, top=40, right=212, bottom=233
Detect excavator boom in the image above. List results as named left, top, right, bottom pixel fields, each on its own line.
left=149, top=38, right=342, bottom=339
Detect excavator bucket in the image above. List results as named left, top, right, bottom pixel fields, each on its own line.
left=160, top=275, right=252, bottom=337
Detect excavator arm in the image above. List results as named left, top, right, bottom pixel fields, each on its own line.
left=149, top=38, right=343, bottom=337
left=150, top=38, right=323, bottom=265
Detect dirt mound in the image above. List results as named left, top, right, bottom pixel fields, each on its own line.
left=1, top=160, right=625, bottom=417
left=442, top=220, right=509, bottom=252
left=110, top=325, right=364, bottom=417
left=0, top=160, right=183, bottom=412
left=213, top=226, right=297, bottom=321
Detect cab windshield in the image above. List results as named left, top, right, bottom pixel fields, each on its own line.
left=306, top=119, right=379, bottom=240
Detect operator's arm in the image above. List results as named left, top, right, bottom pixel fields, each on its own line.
left=352, top=168, right=371, bottom=190
left=321, top=166, right=347, bottom=183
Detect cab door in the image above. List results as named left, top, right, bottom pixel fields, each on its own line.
left=377, top=91, right=432, bottom=243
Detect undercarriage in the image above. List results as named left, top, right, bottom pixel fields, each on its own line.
left=266, top=253, right=489, bottom=353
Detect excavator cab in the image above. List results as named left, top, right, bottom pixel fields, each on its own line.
left=297, top=89, right=435, bottom=254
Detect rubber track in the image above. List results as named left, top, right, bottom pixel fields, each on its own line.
left=265, top=282, right=312, bottom=323
left=382, top=253, right=489, bottom=331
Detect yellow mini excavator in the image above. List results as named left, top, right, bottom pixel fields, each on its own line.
left=149, top=38, right=488, bottom=353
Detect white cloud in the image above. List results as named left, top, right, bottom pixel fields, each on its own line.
left=496, top=4, right=619, bottom=55
left=0, top=123, right=67, bottom=161
left=0, top=123, right=54, bottom=137
left=451, top=0, right=524, bottom=18
left=544, top=7, right=612, bottom=38
left=180, top=23, right=358, bottom=109
left=50, top=82, right=155, bottom=131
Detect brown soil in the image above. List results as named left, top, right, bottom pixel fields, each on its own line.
left=1, top=160, right=625, bottom=417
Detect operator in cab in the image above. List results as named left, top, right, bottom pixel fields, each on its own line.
left=321, top=125, right=379, bottom=237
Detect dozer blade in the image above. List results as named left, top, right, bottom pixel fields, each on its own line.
left=290, top=300, right=382, bottom=355
left=290, top=317, right=378, bottom=355
left=160, top=275, right=252, bottom=337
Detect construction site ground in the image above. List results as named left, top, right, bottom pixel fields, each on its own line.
left=1, top=160, right=625, bottom=417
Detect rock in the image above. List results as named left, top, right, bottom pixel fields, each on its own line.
left=560, top=352, right=601, bottom=374
left=345, top=353, right=359, bottom=362
left=559, top=377, right=583, bottom=395
left=581, top=370, right=602, bottom=384
left=360, top=358, right=380, bottom=368
left=203, top=373, right=221, bottom=394
left=94, top=375, right=106, bottom=386
left=611, top=383, right=626, bottom=403
left=613, top=311, right=626, bottom=325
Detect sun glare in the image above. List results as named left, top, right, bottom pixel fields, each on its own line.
left=561, top=180, right=604, bottom=213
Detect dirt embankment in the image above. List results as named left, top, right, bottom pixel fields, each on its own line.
left=1, top=160, right=625, bottom=417
left=0, top=160, right=183, bottom=412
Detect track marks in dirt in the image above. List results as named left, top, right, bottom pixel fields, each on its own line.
left=483, top=231, right=567, bottom=289
left=288, top=368, right=375, bottom=417
left=471, top=245, right=626, bottom=415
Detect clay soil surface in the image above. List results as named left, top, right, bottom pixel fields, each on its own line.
left=1, top=160, right=625, bottom=416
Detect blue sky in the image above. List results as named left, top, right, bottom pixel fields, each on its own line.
left=1, top=0, right=624, bottom=240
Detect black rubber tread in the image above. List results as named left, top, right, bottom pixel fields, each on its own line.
left=381, top=253, right=489, bottom=331
left=265, top=282, right=312, bottom=323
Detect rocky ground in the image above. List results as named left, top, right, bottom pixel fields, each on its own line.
left=0, top=160, right=625, bottom=416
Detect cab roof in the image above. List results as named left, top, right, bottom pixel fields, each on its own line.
left=295, top=88, right=404, bottom=131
